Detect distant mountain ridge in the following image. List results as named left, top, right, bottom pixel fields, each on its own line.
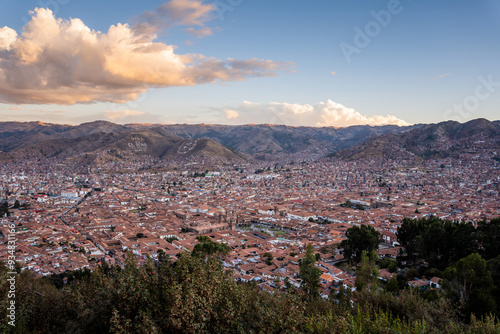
left=0, top=121, right=417, bottom=161
left=336, top=118, right=500, bottom=160
left=0, top=119, right=498, bottom=164
left=0, top=123, right=249, bottom=164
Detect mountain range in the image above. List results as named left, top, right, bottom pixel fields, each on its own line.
left=0, top=119, right=498, bottom=164
left=336, top=118, right=500, bottom=161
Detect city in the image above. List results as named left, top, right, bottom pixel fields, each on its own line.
left=1, top=153, right=498, bottom=296
left=1, top=0, right=500, bottom=332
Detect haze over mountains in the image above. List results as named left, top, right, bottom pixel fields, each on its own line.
left=0, top=119, right=498, bottom=164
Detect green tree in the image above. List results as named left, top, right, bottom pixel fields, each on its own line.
left=397, top=217, right=480, bottom=269
left=299, top=244, right=321, bottom=300
left=263, top=252, right=273, bottom=266
left=165, top=236, right=178, bottom=243
left=388, top=261, right=398, bottom=273
left=420, top=219, right=451, bottom=267
left=385, top=276, right=399, bottom=295
left=477, top=217, right=500, bottom=260
left=488, top=255, right=500, bottom=317
left=379, top=258, right=393, bottom=269
left=340, top=225, right=380, bottom=264
left=443, top=253, right=496, bottom=318
left=450, top=221, right=478, bottom=262
left=157, top=249, right=169, bottom=264
left=2, top=255, right=500, bottom=333
left=192, top=236, right=231, bottom=258
left=355, top=250, right=380, bottom=291
left=405, top=268, right=419, bottom=281
left=332, top=285, right=352, bottom=311
left=0, top=202, right=9, bottom=217
left=397, top=217, right=427, bottom=264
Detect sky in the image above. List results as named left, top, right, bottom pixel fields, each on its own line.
left=0, top=0, right=499, bottom=127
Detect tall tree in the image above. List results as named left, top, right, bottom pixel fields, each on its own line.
left=487, top=255, right=500, bottom=316
left=397, top=216, right=479, bottom=268
left=397, top=217, right=427, bottom=264
left=300, top=244, right=321, bottom=300
left=355, top=250, right=380, bottom=291
left=340, top=225, right=380, bottom=264
left=450, top=221, right=478, bottom=262
left=477, top=218, right=500, bottom=260
left=420, top=219, right=451, bottom=268
left=443, top=253, right=496, bottom=318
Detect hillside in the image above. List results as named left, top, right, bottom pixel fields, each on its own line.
left=0, top=121, right=415, bottom=160
left=0, top=121, right=126, bottom=153
left=336, top=118, right=500, bottom=160
left=162, top=138, right=250, bottom=162
left=1, top=119, right=498, bottom=164
left=148, top=123, right=415, bottom=156
left=1, top=126, right=248, bottom=165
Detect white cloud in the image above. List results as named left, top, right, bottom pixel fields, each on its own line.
left=330, top=71, right=337, bottom=75
left=0, top=7, right=290, bottom=105
left=0, top=26, right=17, bottom=51
left=270, top=102, right=314, bottom=115
left=164, top=0, right=215, bottom=26
left=223, top=109, right=239, bottom=119
left=185, top=26, right=214, bottom=38
left=132, top=0, right=216, bottom=36
left=104, top=110, right=145, bottom=121
left=217, top=99, right=411, bottom=127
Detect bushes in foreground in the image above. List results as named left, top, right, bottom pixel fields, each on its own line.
left=1, top=253, right=499, bottom=333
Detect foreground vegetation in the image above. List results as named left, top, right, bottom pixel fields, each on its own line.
left=1, top=217, right=499, bottom=333
left=0, top=253, right=498, bottom=333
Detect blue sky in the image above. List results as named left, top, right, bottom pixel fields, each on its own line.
left=0, top=0, right=499, bottom=126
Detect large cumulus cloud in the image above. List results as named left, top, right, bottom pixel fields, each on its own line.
left=0, top=6, right=289, bottom=105
left=220, top=100, right=411, bottom=127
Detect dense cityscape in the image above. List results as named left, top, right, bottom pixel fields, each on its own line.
left=1, top=0, right=500, bottom=332
left=1, top=152, right=499, bottom=292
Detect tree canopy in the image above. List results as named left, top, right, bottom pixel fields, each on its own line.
left=443, top=253, right=497, bottom=319
left=1, top=250, right=500, bottom=333
left=192, top=236, right=231, bottom=258
left=397, top=216, right=499, bottom=268
left=340, top=224, right=380, bottom=264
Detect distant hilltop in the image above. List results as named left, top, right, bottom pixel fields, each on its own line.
left=335, top=118, right=500, bottom=161
left=0, top=119, right=498, bottom=164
